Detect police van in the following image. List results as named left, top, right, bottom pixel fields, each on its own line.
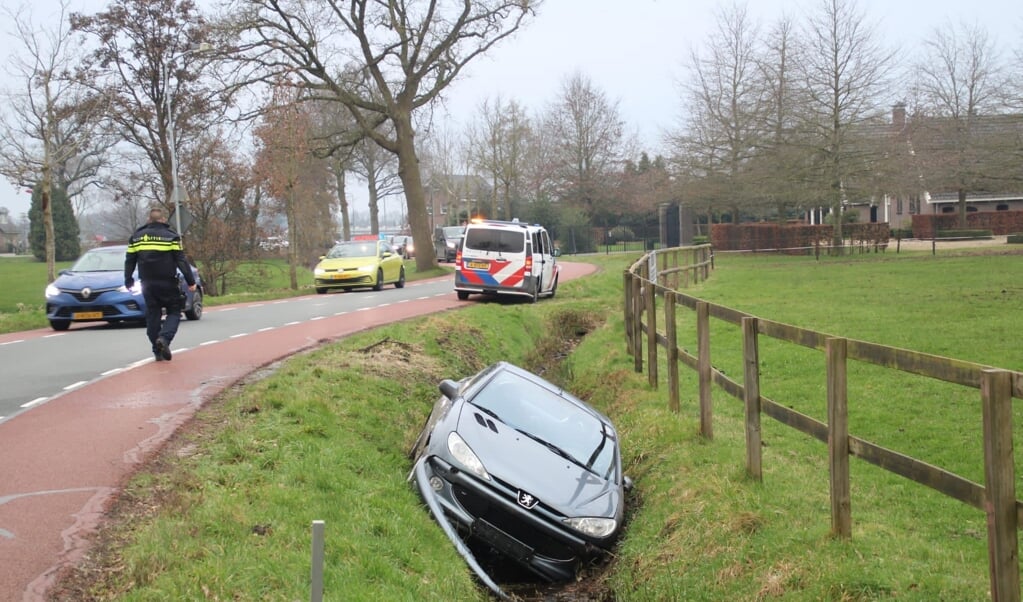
left=454, top=219, right=560, bottom=302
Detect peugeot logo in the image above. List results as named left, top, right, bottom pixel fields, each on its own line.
left=517, top=490, right=539, bottom=509
left=81, top=287, right=91, bottom=299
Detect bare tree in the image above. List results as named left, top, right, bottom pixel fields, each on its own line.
left=670, top=2, right=765, bottom=224
left=466, top=96, right=532, bottom=221
left=225, top=0, right=538, bottom=271
left=911, top=21, right=1012, bottom=227
left=351, top=129, right=402, bottom=235
left=70, top=0, right=227, bottom=228
left=419, top=124, right=472, bottom=226
left=0, top=1, right=108, bottom=279
left=543, top=71, right=630, bottom=224
left=796, top=0, right=896, bottom=245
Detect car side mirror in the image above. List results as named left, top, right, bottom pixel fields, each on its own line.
left=439, top=379, right=460, bottom=400
left=623, top=475, right=634, bottom=492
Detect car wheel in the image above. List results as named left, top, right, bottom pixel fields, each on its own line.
left=184, top=290, right=203, bottom=320
left=373, top=269, right=384, bottom=291
left=549, top=275, right=558, bottom=299
left=456, top=290, right=470, bottom=300
left=395, top=266, right=406, bottom=289
left=49, top=320, right=70, bottom=331
left=530, top=279, right=540, bottom=303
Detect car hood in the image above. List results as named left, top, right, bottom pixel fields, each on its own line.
left=317, top=257, right=377, bottom=270
left=454, top=406, right=620, bottom=520
left=54, top=270, right=126, bottom=291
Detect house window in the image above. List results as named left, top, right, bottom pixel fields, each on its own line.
left=967, top=206, right=978, bottom=212
left=997, top=204, right=1009, bottom=211
left=941, top=206, right=955, bottom=213
left=896, top=196, right=903, bottom=215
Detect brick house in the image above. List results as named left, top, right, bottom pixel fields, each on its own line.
left=0, top=207, right=24, bottom=254
left=867, top=104, right=1023, bottom=234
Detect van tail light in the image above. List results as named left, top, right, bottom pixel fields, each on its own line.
left=455, top=247, right=463, bottom=271
left=524, top=253, right=533, bottom=277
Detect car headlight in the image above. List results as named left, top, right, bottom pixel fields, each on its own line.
left=447, top=432, right=490, bottom=481
left=314, top=267, right=326, bottom=276
left=45, top=284, right=60, bottom=298
left=563, top=517, right=618, bottom=538
left=357, top=264, right=376, bottom=272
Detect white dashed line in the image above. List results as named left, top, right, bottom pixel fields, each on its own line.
left=220, top=307, right=238, bottom=312
left=356, top=307, right=372, bottom=312
left=334, top=311, right=348, bottom=316
left=0, top=339, right=25, bottom=346
left=101, top=368, right=124, bottom=377
left=43, top=333, right=66, bottom=339
left=199, top=340, right=220, bottom=346
left=63, top=381, right=87, bottom=391
left=311, top=316, right=325, bottom=321
left=285, top=321, right=301, bottom=325
left=230, top=333, right=248, bottom=339
left=20, top=397, right=47, bottom=408
left=258, top=327, right=274, bottom=332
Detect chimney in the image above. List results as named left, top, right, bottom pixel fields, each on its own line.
left=892, top=103, right=906, bottom=129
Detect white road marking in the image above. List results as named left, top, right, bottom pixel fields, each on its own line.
left=101, top=368, right=124, bottom=377
left=230, top=333, right=248, bottom=339
left=311, top=316, right=325, bottom=321
left=63, top=381, right=87, bottom=391
left=285, top=321, right=301, bottom=325
left=258, top=327, right=274, bottom=332
left=220, top=307, right=238, bottom=312
left=0, top=339, right=25, bottom=346
left=43, top=333, right=66, bottom=339
left=199, top=340, right=219, bottom=346
left=20, top=397, right=47, bottom=408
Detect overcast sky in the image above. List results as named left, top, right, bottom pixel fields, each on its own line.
left=1, top=0, right=1021, bottom=221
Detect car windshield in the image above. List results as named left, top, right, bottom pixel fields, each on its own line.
left=469, top=371, right=616, bottom=478
left=326, top=242, right=378, bottom=258
left=443, top=226, right=464, bottom=238
left=71, top=248, right=125, bottom=272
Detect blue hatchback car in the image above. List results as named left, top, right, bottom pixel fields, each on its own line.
left=44, top=244, right=204, bottom=331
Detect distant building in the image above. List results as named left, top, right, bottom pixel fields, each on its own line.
left=424, top=174, right=492, bottom=230
left=0, top=207, right=24, bottom=254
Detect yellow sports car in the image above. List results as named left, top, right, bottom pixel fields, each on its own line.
left=313, top=240, right=406, bottom=294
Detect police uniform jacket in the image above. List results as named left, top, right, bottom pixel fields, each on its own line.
left=124, top=221, right=196, bottom=287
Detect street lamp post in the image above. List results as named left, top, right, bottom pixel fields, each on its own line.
left=161, top=43, right=211, bottom=236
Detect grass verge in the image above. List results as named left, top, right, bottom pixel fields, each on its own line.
left=49, top=247, right=1023, bottom=601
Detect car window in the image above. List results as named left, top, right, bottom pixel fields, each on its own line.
left=469, top=371, right=615, bottom=477
left=326, top=242, right=377, bottom=258
left=464, top=228, right=525, bottom=253
left=72, top=249, right=124, bottom=272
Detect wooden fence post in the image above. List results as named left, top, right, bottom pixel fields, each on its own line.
left=742, top=317, right=762, bottom=481
left=981, top=369, right=1020, bottom=602
left=623, top=271, right=633, bottom=356
left=827, top=337, right=851, bottom=538
left=665, top=291, right=679, bottom=413
left=632, top=272, right=643, bottom=373
left=697, top=301, right=713, bottom=440
left=646, top=279, right=658, bottom=388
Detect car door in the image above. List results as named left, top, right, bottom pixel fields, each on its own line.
left=536, top=230, right=556, bottom=294
left=380, top=241, right=402, bottom=281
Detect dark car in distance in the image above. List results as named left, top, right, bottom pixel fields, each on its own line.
left=44, top=244, right=203, bottom=331
left=409, top=362, right=630, bottom=594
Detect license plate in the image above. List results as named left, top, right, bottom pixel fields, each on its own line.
left=73, top=311, right=103, bottom=320
left=466, top=261, right=489, bottom=270
left=331, top=273, right=351, bottom=280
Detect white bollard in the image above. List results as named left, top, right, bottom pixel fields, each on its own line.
left=311, top=520, right=325, bottom=602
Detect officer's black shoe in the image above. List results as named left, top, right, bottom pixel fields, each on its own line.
left=155, top=337, right=172, bottom=361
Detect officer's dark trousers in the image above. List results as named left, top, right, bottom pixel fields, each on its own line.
left=142, top=280, right=183, bottom=353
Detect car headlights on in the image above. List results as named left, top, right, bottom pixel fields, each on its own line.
left=357, top=264, right=376, bottom=272
left=314, top=267, right=326, bottom=276
left=447, top=432, right=491, bottom=481
left=563, top=516, right=617, bottom=538
left=45, top=284, right=60, bottom=298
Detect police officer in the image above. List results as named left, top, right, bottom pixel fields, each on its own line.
left=124, top=207, right=197, bottom=362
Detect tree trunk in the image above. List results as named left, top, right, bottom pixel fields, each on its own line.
left=393, top=113, right=438, bottom=271
left=286, top=188, right=298, bottom=290
left=957, top=188, right=968, bottom=229
left=336, top=168, right=350, bottom=242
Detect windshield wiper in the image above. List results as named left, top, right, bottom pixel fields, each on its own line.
left=517, top=430, right=592, bottom=473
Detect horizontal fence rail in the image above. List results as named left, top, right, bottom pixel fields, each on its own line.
left=624, top=245, right=1022, bottom=602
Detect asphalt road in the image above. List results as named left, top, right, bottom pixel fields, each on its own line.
left=0, top=277, right=455, bottom=422
left=0, top=262, right=596, bottom=601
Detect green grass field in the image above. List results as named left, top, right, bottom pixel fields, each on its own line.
left=29, top=246, right=1023, bottom=600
